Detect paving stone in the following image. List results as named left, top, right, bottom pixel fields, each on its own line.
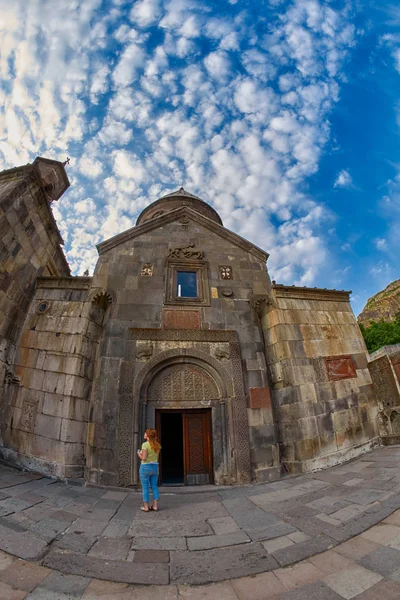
left=170, top=543, right=278, bottom=585
left=187, top=530, right=250, bottom=551
left=178, top=581, right=238, bottom=599
left=330, top=504, right=367, bottom=523
left=342, top=478, right=364, bottom=486
left=0, top=549, right=15, bottom=571
left=29, top=518, right=69, bottom=542
left=280, top=580, right=343, bottom=599
left=208, top=516, right=240, bottom=535
left=335, top=536, right=381, bottom=560
left=56, top=533, right=97, bottom=554
left=102, top=520, right=130, bottom=538
left=100, top=491, right=129, bottom=501
left=345, top=489, right=389, bottom=505
left=0, top=522, right=48, bottom=560
left=262, top=536, right=294, bottom=553
left=323, top=565, right=382, bottom=599
left=309, top=550, right=353, bottom=575
left=50, top=511, right=78, bottom=523
left=131, top=536, right=186, bottom=550
left=287, top=531, right=310, bottom=543
left=360, top=523, right=400, bottom=545
left=129, top=519, right=212, bottom=537
left=272, top=534, right=335, bottom=567
left=306, top=497, right=352, bottom=514
left=222, top=498, right=283, bottom=531
left=0, top=580, right=27, bottom=600
left=68, top=519, right=109, bottom=537
left=0, top=517, right=27, bottom=532
left=81, top=578, right=135, bottom=599
left=88, top=537, right=131, bottom=560
left=353, top=579, right=400, bottom=599
left=134, top=549, right=169, bottom=563
left=33, top=571, right=90, bottom=597
left=0, top=559, right=51, bottom=591
left=246, top=522, right=298, bottom=542
left=382, top=493, right=400, bottom=509
left=383, top=509, right=400, bottom=526
left=230, top=570, right=285, bottom=600
left=43, top=549, right=169, bottom=585
left=274, top=561, right=323, bottom=590
left=358, top=545, right=400, bottom=579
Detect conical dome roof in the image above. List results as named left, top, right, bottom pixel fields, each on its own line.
left=136, top=187, right=223, bottom=226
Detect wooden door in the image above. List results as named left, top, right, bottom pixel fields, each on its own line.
left=183, top=410, right=213, bottom=485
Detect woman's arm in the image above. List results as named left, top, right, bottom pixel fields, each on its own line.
left=137, top=448, right=147, bottom=460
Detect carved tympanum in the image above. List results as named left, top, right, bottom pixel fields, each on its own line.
left=147, top=364, right=220, bottom=403
left=168, top=243, right=204, bottom=260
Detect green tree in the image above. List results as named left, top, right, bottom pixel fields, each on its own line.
left=360, top=313, right=400, bottom=353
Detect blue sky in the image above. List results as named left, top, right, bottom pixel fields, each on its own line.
left=1, top=0, right=400, bottom=315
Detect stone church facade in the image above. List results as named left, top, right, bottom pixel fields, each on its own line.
left=0, top=157, right=381, bottom=487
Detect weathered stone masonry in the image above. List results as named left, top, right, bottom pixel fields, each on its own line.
left=0, top=158, right=382, bottom=485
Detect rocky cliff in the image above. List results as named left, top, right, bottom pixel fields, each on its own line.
left=358, top=280, right=400, bottom=327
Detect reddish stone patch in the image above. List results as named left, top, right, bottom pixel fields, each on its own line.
left=163, top=309, right=201, bottom=329
left=249, top=387, right=271, bottom=409
left=325, top=356, right=357, bottom=381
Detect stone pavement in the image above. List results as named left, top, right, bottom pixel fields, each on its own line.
left=0, top=446, right=400, bottom=598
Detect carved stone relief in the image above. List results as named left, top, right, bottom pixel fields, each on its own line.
left=147, top=364, right=220, bottom=403
left=20, top=399, right=38, bottom=432
left=168, top=244, right=204, bottom=260
left=219, top=266, right=232, bottom=280
left=117, top=329, right=251, bottom=487
left=141, top=264, right=153, bottom=277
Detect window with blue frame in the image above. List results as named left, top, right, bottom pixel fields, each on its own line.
left=176, top=271, right=197, bottom=298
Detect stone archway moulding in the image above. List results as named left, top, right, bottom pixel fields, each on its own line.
left=117, top=329, right=251, bottom=486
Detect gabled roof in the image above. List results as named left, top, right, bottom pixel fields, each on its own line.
left=97, top=205, right=269, bottom=261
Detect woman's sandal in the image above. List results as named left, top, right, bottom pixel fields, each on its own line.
left=140, top=506, right=151, bottom=512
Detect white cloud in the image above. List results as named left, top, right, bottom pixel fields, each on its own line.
left=0, top=0, right=360, bottom=284
left=130, top=0, right=162, bottom=27
left=334, top=169, right=353, bottom=188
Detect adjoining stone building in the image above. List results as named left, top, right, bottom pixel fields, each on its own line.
left=0, top=157, right=380, bottom=487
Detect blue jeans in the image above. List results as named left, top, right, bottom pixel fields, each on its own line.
left=139, top=463, right=160, bottom=504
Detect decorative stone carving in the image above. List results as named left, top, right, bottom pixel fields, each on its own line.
left=136, top=344, right=153, bottom=361
left=91, top=289, right=112, bottom=309
left=221, top=288, right=233, bottom=297
left=215, top=347, right=230, bottom=361
left=219, top=266, right=232, bottom=280
left=4, top=368, right=21, bottom=386
left=168, top=243, right=204, bottom=260
left=20, top=399, right=38, bottom=432
left=147, top=364, right=220, bottom=403
left=249, top=294, right=270, bottom=317
left=141, top=264, right=153, bottom=277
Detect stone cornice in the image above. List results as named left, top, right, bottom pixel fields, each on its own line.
left=96, top=206, right=269, bottom=262
left=272, top=284, right=351, bottom=302
left=36, top=276, right=92, bottom=290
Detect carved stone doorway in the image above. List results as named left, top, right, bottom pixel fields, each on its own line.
left=156, top=409, right=213, bottom=485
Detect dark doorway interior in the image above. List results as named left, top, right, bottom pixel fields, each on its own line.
left=160, top=412, right=184, bottom=484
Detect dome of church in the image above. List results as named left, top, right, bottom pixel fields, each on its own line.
left=136, top=187, right=223, bottom=226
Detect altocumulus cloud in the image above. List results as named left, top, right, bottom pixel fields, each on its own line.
left=0, top=0, right=356, bottom=281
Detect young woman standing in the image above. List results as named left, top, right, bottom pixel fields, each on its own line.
left=137, top=429, right=162, bottom=512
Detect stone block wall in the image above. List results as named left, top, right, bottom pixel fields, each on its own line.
left=261, top=285, right=379, bottom=473
left=0, top=276, right=104, bottom=478
left=86, top=212, right=280, bottom=485
left=0, top=161, right=70, bottom=446
left=368, top=348, right=400, bottom=444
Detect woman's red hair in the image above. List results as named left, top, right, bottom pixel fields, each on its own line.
left=146, top=429, right=161, bottom=453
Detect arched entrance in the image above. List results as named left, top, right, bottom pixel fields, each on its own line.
left=148, top=363, right=218, bottom=485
